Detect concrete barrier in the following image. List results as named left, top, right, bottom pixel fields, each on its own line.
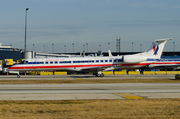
left=114, top=71, right=127, bottom=75
left=167, top=71, right=179, bottom=75
left=102, top=71, right=114, bottom=75
left=54, top=72, right=67, bottom=75
left=176, top=71, right=180, bottom=74
left=128, top=71, right=140, bottom=75
left=40, top=72, right=53, bottom=75
left=155, top=71, right=167, bottom=75
left=143, top=71, right=156, bottom=75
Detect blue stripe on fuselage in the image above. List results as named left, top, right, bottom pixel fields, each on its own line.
left=146, top=59, right=159, bottom=61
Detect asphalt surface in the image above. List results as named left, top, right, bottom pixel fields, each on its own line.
left=0, top=74, right=179, bottom=100
left=0, top=74, right=175, bottom=80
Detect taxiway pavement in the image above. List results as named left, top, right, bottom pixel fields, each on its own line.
left=0, top=83, right=180, bottom=100
left=0, top=74, right=175, bottom=80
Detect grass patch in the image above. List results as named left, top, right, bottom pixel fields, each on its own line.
left=0, top=99, right=179, bottom=118
left=0, top=78, right=180, bottom=84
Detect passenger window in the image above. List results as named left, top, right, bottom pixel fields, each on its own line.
left=96, top=60, right=99, bottom=63
left=105, top=60, right=108, bottom=62
left=109, top=60, right=112, bottom=62
left=101, top=60, right=103, bottom=62
left=118, top=59, right=122, bottom=62
left=50, top=61, right=53, bottom=64
left=45, top=62, right=48, bottom=64
left=55, top=61, right=58, bottom=64
left=73, top=61, right=76, bottom=63
left=92, top=60, right=94, bottom=63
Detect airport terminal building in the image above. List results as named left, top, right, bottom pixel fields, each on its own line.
left=0, top=43, right=22, bottom=60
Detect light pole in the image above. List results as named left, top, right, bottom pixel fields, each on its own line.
left=72, top=43, right=74, bottom=54
left=83, top=45, right=85, bottom=52
left=116, top=38, right=121, bottom=53
left=86, top=43, right=88, bottom=53
left=108, top=43, right=110, bottom=50
left=24, top=8, right=29, bottom=52
left=132, top=42, right=133, bottom=53
left=173, top=42, right=175, bottom=55
left=52, top=43, right=54, bottom=53
left=33, top=44, right=34, bottom=51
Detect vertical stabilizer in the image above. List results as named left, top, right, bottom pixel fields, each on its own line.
left=140, top=38, right=173, bottom=59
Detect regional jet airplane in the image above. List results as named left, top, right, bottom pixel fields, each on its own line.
left=8, top=38, right=172, bottom=77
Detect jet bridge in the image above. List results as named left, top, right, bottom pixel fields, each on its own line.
left=22, top=51, right=77, bottom=59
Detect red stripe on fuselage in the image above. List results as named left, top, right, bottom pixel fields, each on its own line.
left=152, top=62, right=180, bottom=64
left=8, top=63, right=152, bottom=70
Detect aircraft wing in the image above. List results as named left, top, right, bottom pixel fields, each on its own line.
left=80, top=66, right=111, bottom=73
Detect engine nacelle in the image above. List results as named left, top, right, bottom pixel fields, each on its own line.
left=123, top=55, right=147, bottom=63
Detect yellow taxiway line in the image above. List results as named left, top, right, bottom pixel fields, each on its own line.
left=115, top=93, right=146, bottom=99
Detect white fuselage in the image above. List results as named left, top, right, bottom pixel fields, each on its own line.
left=8, top=56, right=157, bottom=72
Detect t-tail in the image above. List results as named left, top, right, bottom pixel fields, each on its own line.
left=141, top=38, right=173, bottom=59
left=122, top=38, right=172, bottom=64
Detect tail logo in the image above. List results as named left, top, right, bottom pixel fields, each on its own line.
left=153, top=44, right=159, bottom=55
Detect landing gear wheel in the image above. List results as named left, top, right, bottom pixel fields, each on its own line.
left=100, top=73, right=104, bottom=77
left=17, top=75, right=20, bottom=78
left=95, top=73, right=104, bottom=77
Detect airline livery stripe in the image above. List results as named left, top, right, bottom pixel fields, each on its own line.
left=9, top=63, right=152, bottom=70
left=152, top=62, right=180, bottom=64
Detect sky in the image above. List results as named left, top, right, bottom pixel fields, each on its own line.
left=0, top=0, right=180, bottom=53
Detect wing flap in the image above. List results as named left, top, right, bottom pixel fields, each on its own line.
left=81, top=66, right=111, bottom=73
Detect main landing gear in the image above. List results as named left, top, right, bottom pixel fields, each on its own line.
left=93, top=72, right=104, bottom=77
left=17, top=75, right=20, bottom=78
left=17, top=72, right=20, bottom=78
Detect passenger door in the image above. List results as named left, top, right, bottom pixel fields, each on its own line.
left=31, top=60, right=37, bottom=70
